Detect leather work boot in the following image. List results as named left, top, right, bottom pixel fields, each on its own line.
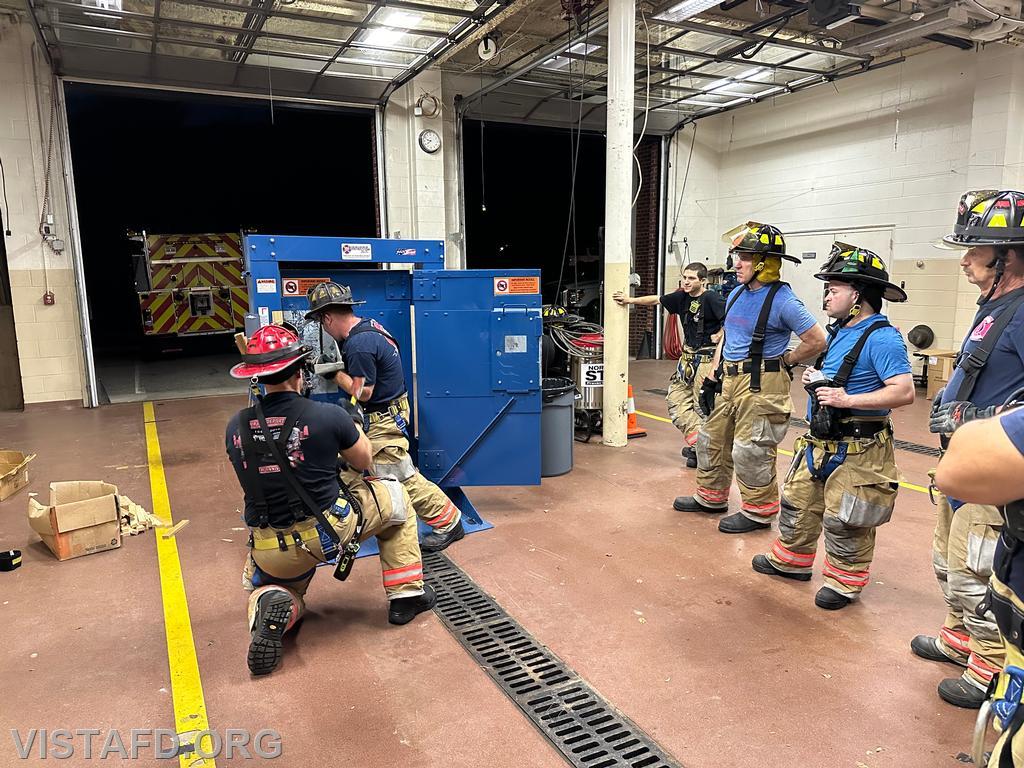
left=247, top=590, right=295, bottom=676
left=752, top=553, right=811, bottom=581
left=681, top=447, right=698, bottom=469
left=937, top=676, right=986, bottom=709
left=814, top=586, right=852, bottom=610
left=673, top=495, right=723, bottom=514
left=718, top=512, right=770, bottom=533
left=388, top=585, right=437, bottom=625
left=910, top=635, right=967, bottom=667
left=420, top=519, right=465, bottom=553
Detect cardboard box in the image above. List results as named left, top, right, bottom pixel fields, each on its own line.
left=0, top=451, right=35, bottom=501
left=28, top=481, right=122, bottom=561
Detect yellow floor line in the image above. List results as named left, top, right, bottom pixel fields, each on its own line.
left=144, top=401, right=216, bottom=768
left=634, top=408, right=930, bottom=496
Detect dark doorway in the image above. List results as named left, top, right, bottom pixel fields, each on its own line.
left=64, top=83, right=377, bottom=403
left=0, top=207, right=24, bottom=411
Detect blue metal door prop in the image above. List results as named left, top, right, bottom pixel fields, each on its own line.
left=244, top=235, right=542, bottom=556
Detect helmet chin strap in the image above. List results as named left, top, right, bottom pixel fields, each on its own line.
left=982, top=256, right=1005, bottom=304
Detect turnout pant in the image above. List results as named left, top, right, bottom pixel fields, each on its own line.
left=767, top=430, right=898, bottom=597
left=932, top=492, right=1004, bottom=689
left=243, top=476, right=422, bottom=631
left=366, top=398, right=461, bottom=534
left=665, top=347, right=715, bottom=447
left=985, top=573, right=1024, bottom=767
left=694, top=362, right=792, bottom=522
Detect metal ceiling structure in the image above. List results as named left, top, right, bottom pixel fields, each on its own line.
left=21, top=0, right=515, bottom=104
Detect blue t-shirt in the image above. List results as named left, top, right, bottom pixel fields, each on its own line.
left=941, top=288, right=1024, bottom=409
left=342, top=319, right=407, bottom=406
left=810, top=314, right=912, bottom=418
left=1003, top=406, right=1024, bottom=455
left=722, top=282, right=817, bottom=362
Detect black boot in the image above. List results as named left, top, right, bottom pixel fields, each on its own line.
left=673, top=495, right=723, bottom=514
left=420, top=519, right=465, bottom=553
left=718, top=512, right=770, bottom=533
left=937, top=676, right=986, bottom=709
left=910, top=635, right=967, bottom=667
left=247, top=590, right=294, bottom=676
left=388, top=585, right=437, bottom=625
left=815, top=586, right=852, bottom=610
left=681, top=447, right=698, bottom=469
left=752, top=553, right=811, bottom=581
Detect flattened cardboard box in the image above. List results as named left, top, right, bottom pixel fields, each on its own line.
left=0, top=450, right=35, bottom=502
left=28, top=481, right=122, bottom=561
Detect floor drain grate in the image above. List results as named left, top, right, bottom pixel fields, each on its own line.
left=424, top=552, right=682, bottom=768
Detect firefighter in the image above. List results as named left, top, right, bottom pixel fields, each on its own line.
left=613, top=262, right=726, bottom=467
left=934, top=399, right=1024, bottom=766
left=752, top=244, right=914, bottom=609
left=306, top=282, right=464, bottom=552
left=912, top=189, right=1024, bottom=709
left=674, top=222, right=826, bottom=533
left=226, top=325, right=434, bottom=677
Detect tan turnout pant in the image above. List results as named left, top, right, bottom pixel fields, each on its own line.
left=767, top=431, right=898, bottom=597
left=666, top=348, right=715, bottom=446
left=243, top=476, right=422, bottom=631
left=931, top=490, right=1004, bottom=689
left=366, top=399, right=461, bottom=534
left=694, top=362, right=792, bottom=521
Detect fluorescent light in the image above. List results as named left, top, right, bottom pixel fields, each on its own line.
left=657, top=0, right=723, bottom=22
left=83, top=10, right=120, bottom=18
left=541, top=43, right=599, bottom=70
left=842, top=5, right=969, bottom=52
left=364, top=11, right=420, bottom=48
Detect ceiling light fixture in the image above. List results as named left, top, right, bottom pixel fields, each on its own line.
left=842, top=5, right=969, bottom=52
left=657, top=0, right=723, bottom=23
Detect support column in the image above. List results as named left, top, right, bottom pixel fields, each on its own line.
left=601, top=0, right=636, bottom=447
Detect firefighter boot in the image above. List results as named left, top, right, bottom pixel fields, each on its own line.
left=420, top=519, right=465, bottom=553
left=247, top=588, right=296, bottom=676
left=910, top=635, right=967, bottom=667
left=389, top=585, right=438, bottom=625
left=674, top=496, right=723, bottom=514
left=752, top=553, right=812, bottom=581
left=719, top=512, right=771, bottom=533
left=815, top=586, right=852, bottom=610
left=681, top=447, right=698, bottom=469
left=937, top=675, right=986, bottom=709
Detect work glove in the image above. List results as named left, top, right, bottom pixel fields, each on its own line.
left=340, top=397, right=367, bottom=431
left=928, top=400, right=997, bottom=435
left=698, top=377, right=721, bottom=418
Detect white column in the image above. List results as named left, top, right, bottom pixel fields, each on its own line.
left=601, top=0, right=636, bottom=447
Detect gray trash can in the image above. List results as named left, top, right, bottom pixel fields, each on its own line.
left=541, top=377, right=575, bottom=477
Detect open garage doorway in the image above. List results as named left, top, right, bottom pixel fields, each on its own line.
left=64, top=83, right=378, bottom=404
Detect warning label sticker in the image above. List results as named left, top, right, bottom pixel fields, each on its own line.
left=256, top=278, right=277, bottom=294
left=342, top=243, right=373, bottom=261
left=282, top=277, right=330, bottom=297
left=493, top=276, right=540, bottom=295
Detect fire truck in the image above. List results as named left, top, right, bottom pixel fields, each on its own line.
left=131, top=232, right=249, bottom=338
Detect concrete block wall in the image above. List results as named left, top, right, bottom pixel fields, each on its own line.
left=1, top=12, right=85, bottom=405
left=666, top=43, right=1024, bottom=353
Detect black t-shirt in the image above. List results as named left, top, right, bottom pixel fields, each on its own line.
left=342, top=319, right=406, bottom=406
left=225, top=392, right=359, bottom=528
left=659, top=289, right=726, bottom=349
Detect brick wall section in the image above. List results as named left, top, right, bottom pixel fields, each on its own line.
left=629, top=137, right=660, bottom=357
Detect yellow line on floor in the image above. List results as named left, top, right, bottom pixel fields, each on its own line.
left=634, top=409, right=930, bottom=496
left=144, top=401, right=216, bottom=768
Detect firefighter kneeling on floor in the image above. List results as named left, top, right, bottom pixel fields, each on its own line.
left=225, top=324, right=435, bottom=677
left=674, top=222, right=826, bottom=533
left=752, top=243, right=915, bottom=609
left=933, top=394, right=1024, bottom=766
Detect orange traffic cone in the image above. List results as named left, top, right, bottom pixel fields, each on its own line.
left=626, top=385, right=647, bottom=439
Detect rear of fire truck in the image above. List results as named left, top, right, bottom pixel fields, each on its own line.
left=132, top=232, right=248, bottom=339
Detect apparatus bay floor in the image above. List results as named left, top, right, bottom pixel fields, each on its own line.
left=0, top=360, right=975, bottom=767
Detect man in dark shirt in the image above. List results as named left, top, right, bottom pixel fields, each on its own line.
left=614, top=263, right=726, bottom=467
left=226, top=324, right=434, bottom=677
left=305, top=282, right=463, bottom=552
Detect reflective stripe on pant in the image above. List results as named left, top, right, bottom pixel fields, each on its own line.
left=767, top=433, right=897, bottom=596
left=694, top=365, right=792, bottom=521
left=986, top=575, right=1024, bottom=768
left=666, top=351, right=714, bottom=447
left=932, top=492, right=1005, bottom=687
left=366, top=405, right=462, bottom=533
left=243, top=479, right=424, bottom=629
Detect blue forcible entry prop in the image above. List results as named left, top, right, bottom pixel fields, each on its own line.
left=244, top=235, right=543, bottom=555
